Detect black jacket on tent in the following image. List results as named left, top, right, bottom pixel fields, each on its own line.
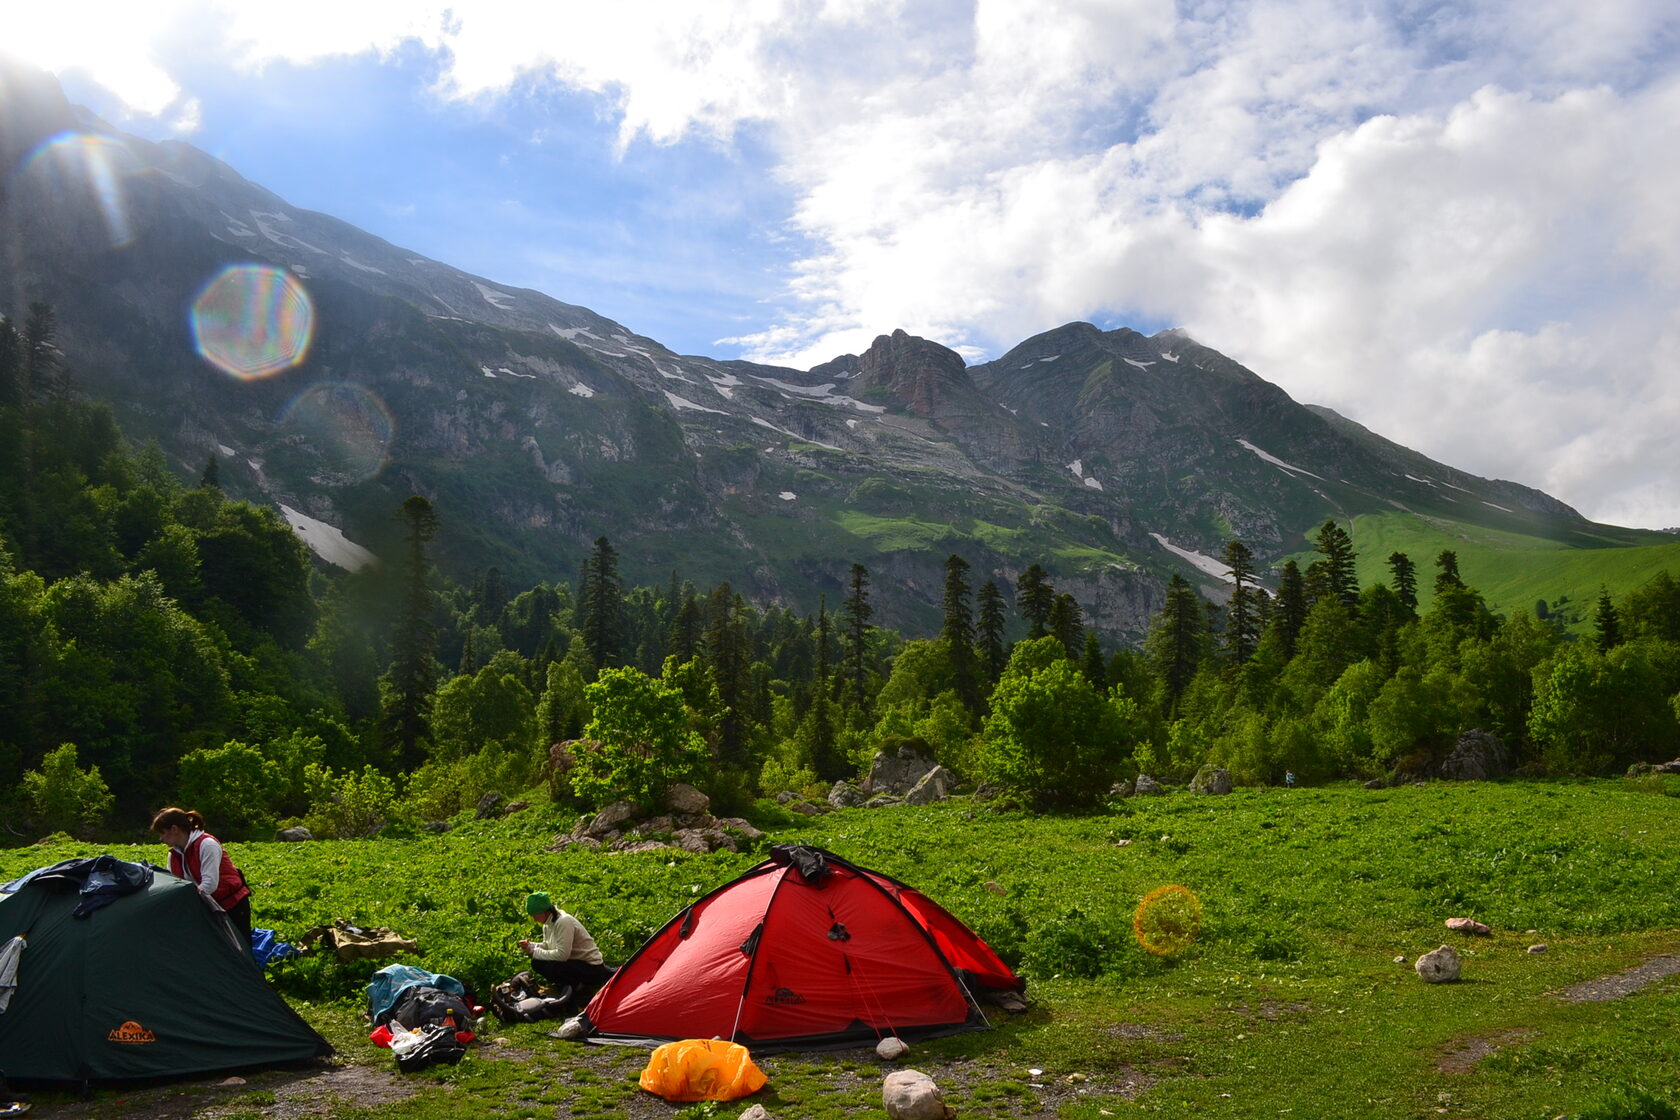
left=0, top=857, right=333, bottom=1085
left=581, top=844, right=1024, bottom=1051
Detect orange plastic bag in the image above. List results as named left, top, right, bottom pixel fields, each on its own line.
left=638, top=1038, right=768, bottom=1102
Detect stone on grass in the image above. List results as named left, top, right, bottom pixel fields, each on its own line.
left=664, top=783, right=710, bottom=815
left=1656, top=759, right=1680, bottom=775
left=1133, top=774, right=1164, bottom=796
left=904, top=765, right=950, bottom=805
left=865, top=744, right=938, bottom=796
left=551, top=1015, right=587, bottom=1040
left=877, top=1035, right=910, bottom=1060
left=1445, top=917, right=1491, bottom=936
left=1416, top=944, right=1462, bottom=983
left=475, top=791, right=505, bottom=819
left=739, top=1106, right=773, bottom=1120
left=1528, top=944, right=1548, bottom=954
left=275, top=826, right=313, bottom=842
left=1439, top=729, right=1509, bottom=781
left=1190, top=765, right=1232, bottom=795
left=828, top=780, right=868, bottom=809
left=883, top=1070, right=955, bottom=1120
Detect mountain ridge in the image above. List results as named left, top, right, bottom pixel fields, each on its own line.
left=0, top=59, right=1660, bottom=643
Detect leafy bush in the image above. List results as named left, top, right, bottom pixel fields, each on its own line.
left=1579, top=1085, right=1679, bottom=1120
left=573, top=666, right=708, bottom=810
left=176, top=740, right=285, bottom=838
left=21, top=743, right=113, bottom=838
left=301, top=763, right=400, bottom=838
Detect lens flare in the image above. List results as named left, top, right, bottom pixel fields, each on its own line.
left=191, top=265, right=315, bottom=379
left=280, top=382, right=394, bottom=483
left=18, top=131, right=140, bottom=248
left=1133, top=884, right=1203, bottom=956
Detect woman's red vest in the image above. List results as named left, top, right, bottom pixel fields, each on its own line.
left=169, top=832, right=250, bottom=911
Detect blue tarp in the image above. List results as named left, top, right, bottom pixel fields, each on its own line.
left=366, top=963, right=466, bottom=1023
left=251, top=927, right=301, bottom=968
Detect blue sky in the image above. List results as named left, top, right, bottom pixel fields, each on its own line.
left=6, top=1, right=1680, bottom=529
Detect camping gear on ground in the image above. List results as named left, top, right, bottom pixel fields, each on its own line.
left=489, top=970, right=572, bottom=1023
left=579, top=844, right=1025, bottom=1051
left=250, top=928, right=301, bottom=968
left=365, top=963, right=472, bottom=1026
left=639, top=1038, right=767, bottom=1102
left=388, top=1022, right=467, bottom=1072
left=298, top=919, right=417, bottom=961
left=0, top=856, right=332, bottom=1085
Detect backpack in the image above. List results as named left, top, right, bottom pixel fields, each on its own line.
left=391, top=1023, right=466, bottom=1072
left=489, top=971, right=572, bottom=1023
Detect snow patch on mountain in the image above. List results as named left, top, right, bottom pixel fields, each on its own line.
left=664, top=391, right=728, bottom=415
left=550, top=324, right=601, bottom=341
left=1483, top=500, right=1513, bottom=513
left=569, top=383, right=596, bottom=398
left=339, top=253, right=386, bottom=275
left=779, top=492, right=797, bottom=501
left=1150, top=532, right=1233, bottom=582
left=1125, top=358, right=1155, bottom=370
left=1238, top=438, right=1324, bottom=480
left=751, top=416, right=841, bottom=451
left=1084, top=477, right=1104, bottom=490
left=1161, top=351, right=1179, bottom=362
left=473, top=282, right=516, bottom=309
left=280, top=505, right=377, bottom=572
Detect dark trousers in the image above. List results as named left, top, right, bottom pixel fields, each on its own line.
left=531, top=957, right=615, bottom=1005
left=225, top=895, right=253, bottom=953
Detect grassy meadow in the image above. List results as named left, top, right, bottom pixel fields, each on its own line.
left=5, top=778, right=1680, bottom=1119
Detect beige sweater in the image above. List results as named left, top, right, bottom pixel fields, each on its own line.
left=531, top=910, right=603, bottom=964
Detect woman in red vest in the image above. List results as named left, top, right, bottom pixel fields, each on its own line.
left=151, top=807, right=253, bottom=951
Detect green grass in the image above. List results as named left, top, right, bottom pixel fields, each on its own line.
left=6, top=780, right=1680, bottom=1119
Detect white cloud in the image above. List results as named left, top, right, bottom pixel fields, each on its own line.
left=11, top=0, right=1680, bottom=526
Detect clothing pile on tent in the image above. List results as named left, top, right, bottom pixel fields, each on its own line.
left=0, top=856, right=332, bottom=1086
left=579, top=844, right=1024, bottom=1051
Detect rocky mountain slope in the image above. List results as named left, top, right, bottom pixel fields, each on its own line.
left=0, top=60, right=1652, bottom=642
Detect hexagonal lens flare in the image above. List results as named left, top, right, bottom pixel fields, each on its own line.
left=280, top=381, right=395, bottom=483
left=190, top=264, right=314, bottom=379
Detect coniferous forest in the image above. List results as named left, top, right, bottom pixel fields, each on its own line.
left=4, top=307, right=1680, bottom=843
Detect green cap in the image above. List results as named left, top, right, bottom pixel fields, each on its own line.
left=526, top=891, right=553, bottom=916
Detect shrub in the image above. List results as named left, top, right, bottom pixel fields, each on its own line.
left=21, top=743, right=113, bottom=838
left=573, top=666, right=708, bottom=811
left=301, top=763, right=400, bottom=838
left=176, top=740, right=285, bottom=838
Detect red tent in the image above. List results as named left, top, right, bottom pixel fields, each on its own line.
left=581, top=845, right=1023, bottom=1051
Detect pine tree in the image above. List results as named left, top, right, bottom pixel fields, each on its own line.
left=1080, top=630, right=1106, bottom=687
left=379, top=495, right=440, bottom=771
left=1269, top=560, right=1307, bottom=658
left=1434, top=549, right=1464, bottom=595
left=1387, top=551, right=1418, bottom=613
left=942, top=554, right=979, bottom=711
left=1049, top=592, right=1083, bottom=657
left=1313, top=520, right=1358, bottom=610
left=704, top=582, right=753, bottom=767
left=1145, top=574, right=1207, bottom=715
left=1221, top=539, right=1260, bottom=664
left=578, top=536, right=623, bottom=670
left=976, top=579, right=1008, bottom=688
left=840, top=563, right=874, bottom=710
left=1016, top=563, right=1055, bottom=638
left=199, top=454, right=221, bottom=490
left=1594, top=587, right=1622, bottom=653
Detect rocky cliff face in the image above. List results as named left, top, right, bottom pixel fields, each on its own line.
left=0, top=60, right=1621, bottom=644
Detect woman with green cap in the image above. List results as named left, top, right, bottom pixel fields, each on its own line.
left=519, top=892, right=615, bottom=1005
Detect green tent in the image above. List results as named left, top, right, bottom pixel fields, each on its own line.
left=0, top=864, right=332, bottom=1085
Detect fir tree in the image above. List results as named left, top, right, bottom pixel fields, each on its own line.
left=1269, top=560, right=1307, bottom=659
left=1016, top=563, right=1055, bottom=638
left=1049, top=592, right=1083, bottom=658
left=1146, top=574, right=1208, bottom=716
left=379, top=495, right=440, bottom=770
left=1221, top=538, right=1260, bottom=664
left=1387, top=551, right=1418, bottom=613
left=199, top=454, right=221, bottom=490
left=1434, top=550, right=1464, bottom=594
left=942, top=554, right=979, bottom=711
left=840, top=563, right=874, bottom=709
left=578, top=536, right=623, bottom=670
left=1313, top=520, right=1358, bottom=610
left=976, top=579, right=1008, bottom=688
left=1594, top=587, right=1622, bottom=653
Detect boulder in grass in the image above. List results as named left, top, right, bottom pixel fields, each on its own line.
left=275, top=826, right=313, bottom=842
left=828, top=781, right=868, bottom=809
left=1416, top=944, right=1462, bottom=983
left=904, top=766, right=950, bottom=805
left=739, top=1106, right=773, bottom=1120
left=1191, top=765, right=1232, bottom=795
left=1445, top=917, right=1491, bottom=936
left=877, top=1036, right=909, bottom=1060
left=664, top=783, right=711, bottom=815
left=883, top=1070, right=955, bottom=1120
left=1133, top=774, right=1165, bottom=796
left=475, top=791, right=506, bottom=819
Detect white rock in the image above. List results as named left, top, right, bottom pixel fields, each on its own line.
left=739, top=1106, right=773, bottom=1120
left=1416, top=944, right=1462, bottom=983
left=883, top=1069, right=954, bottom=1120
left=877, top=1036, right=909, bottom=1060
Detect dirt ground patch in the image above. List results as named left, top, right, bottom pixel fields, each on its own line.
left=1435, top=1028, right=1537, bottom=1073
left=27, top=1062, right=417, bottom=1120
left=1553, top=954, right=1680, bottom=1003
